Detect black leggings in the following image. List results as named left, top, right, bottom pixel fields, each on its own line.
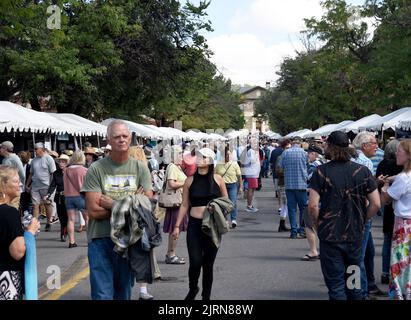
left=55, top=194, right=68, bottom=230
left=186, top=216, right=218, bottom=299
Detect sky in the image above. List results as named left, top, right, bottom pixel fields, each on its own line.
left=192, top=0, right=367, bottom=87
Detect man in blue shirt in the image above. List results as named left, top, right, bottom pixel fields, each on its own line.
left=280, top=138, right=308, bottom=238
left=352, top=131, right=385, bottom=299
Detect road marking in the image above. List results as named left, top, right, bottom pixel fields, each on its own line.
left=40, top=266, right=89, bottom=300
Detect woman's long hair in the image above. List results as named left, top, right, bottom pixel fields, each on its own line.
left=399, top=139, right=411, bottom=173
left=196, top=163, right=215, bottom=194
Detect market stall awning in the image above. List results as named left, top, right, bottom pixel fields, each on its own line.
left=0, top=101, right=82, bottom=135
left=305, top=124, right=338, bottom=138
left=47, top=113, right=107, bottom=137
left=362, top=107, right=411, bottom=131
left=284, top=129, right=312, bottom=138
left=338, top=114, right=382, bottom=134
left=101, top=118, right=163, bottom=139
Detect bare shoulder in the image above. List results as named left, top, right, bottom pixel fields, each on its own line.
left=184, top=176, right=194, bottom=187
left=214, top=174, right=224, bottom=184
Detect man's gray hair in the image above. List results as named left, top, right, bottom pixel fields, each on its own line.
left=352, top=132, right=376, bottom=149
left=106, top=119, right=130, bottom=138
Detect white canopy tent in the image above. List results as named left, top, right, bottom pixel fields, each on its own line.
left=285, top=129, right=312, bottom=138
left=0, top=101, right=80, bottom=135
left=145, top=125, right=190, bottom=140
left=207, top=133, right=228, bottom=141
left=48, top=113, right=107, bottom=137
left=305, top=124, right=338, bottom=138
left=338, top=114, right=382, bottom=134
left=225, top=130, right=249, bottom=140
left=321, top=120, right=354, bottom=136
left=186, top=130, right=212, bottom=141
left=265, top=131, right=282, bottom=139
left=362, top=107, right=411, bottom=131
left=101, top=118, right=163, bottom=139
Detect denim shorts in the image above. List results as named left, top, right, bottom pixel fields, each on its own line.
left=65, top=195, right=85, bottom=211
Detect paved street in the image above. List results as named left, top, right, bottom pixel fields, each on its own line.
left=36, top=177, right=388, bottom=300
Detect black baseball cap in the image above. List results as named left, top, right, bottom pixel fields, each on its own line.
left=327, top=131, right=350, bottom=148
left=307, top=145, right=323, bottom=155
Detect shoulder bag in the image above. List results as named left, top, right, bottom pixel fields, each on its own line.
left=158, top=164, right=183, bottom=208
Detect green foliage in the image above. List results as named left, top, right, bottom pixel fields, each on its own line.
left=0, top=0, right=242, bottom=131
left=257, top=0, right=411, bottom=135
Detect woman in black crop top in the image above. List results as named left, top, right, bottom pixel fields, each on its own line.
left=172, top=148, right=228, bottom=300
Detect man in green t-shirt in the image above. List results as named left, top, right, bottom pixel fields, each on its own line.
left=81, top=120, right=153, bottom=300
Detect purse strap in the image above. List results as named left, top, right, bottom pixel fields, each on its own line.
left=221, top=161, right=234, bottom=178
left=162, top=163, right=183, bottom=192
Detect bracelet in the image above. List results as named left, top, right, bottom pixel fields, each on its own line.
left=174, top=225, right=180, bottom=228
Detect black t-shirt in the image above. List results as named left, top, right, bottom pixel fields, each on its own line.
left=0, top=204, right=25, bottom=271
left=310, top=161, right=378, bottom=243
left=376, top=159, right=403, bottom=235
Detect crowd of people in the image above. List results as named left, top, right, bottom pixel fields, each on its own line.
left=1, top=120, right=411, bottom=301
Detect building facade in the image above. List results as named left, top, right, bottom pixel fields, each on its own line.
left=239, top=86, right=270, bottom=133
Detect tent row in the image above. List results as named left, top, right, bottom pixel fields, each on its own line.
left=0, top=101, right=108, bottom=137
left=101, top=118, right=229, bottom=141
left=284, top=107, right=411, bottom=138
left=0, top=102, right=231, bottom=142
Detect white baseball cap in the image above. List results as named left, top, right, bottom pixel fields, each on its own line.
left=198, top=148, right=216, bottom=160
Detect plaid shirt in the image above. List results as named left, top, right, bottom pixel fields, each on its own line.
left=280, top=145, right=308, bottom=190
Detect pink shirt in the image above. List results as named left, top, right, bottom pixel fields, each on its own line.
left=64, top=165, right=88, bottom=197
left=182, top=154, right=197, bottom=177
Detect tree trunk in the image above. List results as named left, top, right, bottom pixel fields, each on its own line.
left=30, top=98, right=41, bottom=111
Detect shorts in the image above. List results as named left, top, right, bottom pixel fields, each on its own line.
left=31, top=189, right=54, bottom=205
left=246, top=178, right=259, bottom=189
left=65, top=196, right=86, bottom=211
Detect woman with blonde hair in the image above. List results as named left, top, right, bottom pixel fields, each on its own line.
left=64, top=151, right=88, bottom=248
left=128, top=146, right=147, bottom=164
left=163, top=145, right=187, bottom=264
left=382, top=139, right=411, bottom=299
left=0, top=165, right=40, bottom=300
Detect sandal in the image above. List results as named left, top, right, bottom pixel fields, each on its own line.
left=301, top=254, right=320, bottom=261
left=165, top=254, right=186, bottom=264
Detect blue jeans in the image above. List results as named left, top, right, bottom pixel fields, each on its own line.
left=382, top=233, right=392, bottom=276
left=88, top=237, right=133, bottom=300
left=226, top=183, right=238, bottom=221
left=285, top=190, right=307, bottom=236
left=360, top=220, right=372, bottom=297
left=320, top=240, right=363, bottom=300
left=365, top=230, right=376, bottom=288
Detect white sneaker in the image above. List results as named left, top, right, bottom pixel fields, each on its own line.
left=231, top=220, right=237, bottom=228
left=246, top=206, right=259, bottom=213
left=139, top=292, right=154, bottom=300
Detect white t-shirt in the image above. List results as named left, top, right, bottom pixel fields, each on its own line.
left=387, top=172, right=411, bottom=218
left=240, top=149, right=261, bottom=178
